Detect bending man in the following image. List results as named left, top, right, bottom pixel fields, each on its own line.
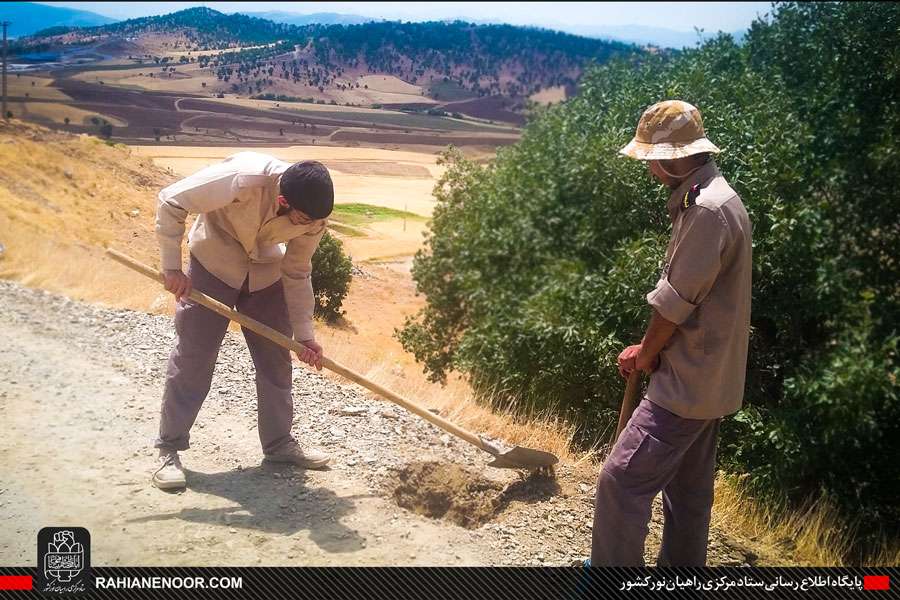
left=152, top=152, right=334, bottom=490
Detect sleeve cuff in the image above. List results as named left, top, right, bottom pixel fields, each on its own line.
left=647, top=277, right=697, bottom=325
left=281, top=273, right=316, bottom=342
left=292, top=320, right=315, bottom=343
left=158, top=238, right=183, bottom=271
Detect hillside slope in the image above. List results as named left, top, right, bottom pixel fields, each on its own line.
left=0, top=120, right=174, bottom=309
left=14, top=7, right=643, bottom=108
left=0, top=279, right=769, bottom=567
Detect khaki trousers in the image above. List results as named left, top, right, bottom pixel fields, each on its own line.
left=154, top=255, right=295, bottom=455
left=591, top=397, right=720, bottom=566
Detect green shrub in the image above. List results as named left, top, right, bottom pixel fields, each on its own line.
left=723, top=295, right=900, bottom=544
left=744, top=2, right=900, bottom=334
left=401, top=35, right=810, bottom=429
left=398, top=2, right=900, bottom=554
left=311, top=231, right=352, bottom=322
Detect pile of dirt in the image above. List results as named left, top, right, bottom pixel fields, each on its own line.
left=391, top=462, right=504, bottom=528
left=390, top=462, right=564, bottom=529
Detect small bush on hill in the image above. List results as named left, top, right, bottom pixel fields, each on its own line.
left=311, top=231, right=352, bottom=322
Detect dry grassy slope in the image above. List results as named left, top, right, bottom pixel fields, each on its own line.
left=0, top=120, right=177, bottom=311
left=0, top=120, right=581, bottom=465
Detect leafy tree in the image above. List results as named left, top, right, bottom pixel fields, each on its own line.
left=743, top=2, right=900, bottom=334
left=399, top=2, right=900, bottom=557
left=311, top=231, right=353, bottom=322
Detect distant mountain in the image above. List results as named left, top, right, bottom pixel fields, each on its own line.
left=558, top=24, right=746, bottom=49
left=16, top=7, right=644, bottom=101
left=12, top=6, right=653, bottom=126
left=23, top=7, right=295, bottom=45
left=0, top=2, right=116, bottom=38
left=239, top=11, right=374, bottom=26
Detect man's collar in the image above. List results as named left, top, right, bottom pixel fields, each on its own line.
left=666, top=160, right=720, bottom=221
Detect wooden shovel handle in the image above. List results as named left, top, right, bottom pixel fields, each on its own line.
left=106, top=248, right=488, bottom=452
left=614, top=370, right=642, bottom=443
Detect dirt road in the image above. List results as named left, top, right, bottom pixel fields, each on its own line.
left=0, top=281, right=760, bottom=567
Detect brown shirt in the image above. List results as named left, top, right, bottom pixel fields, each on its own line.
left=645, top=160, right=752, bottom=419
left=155, top=152, right=327, bottom=341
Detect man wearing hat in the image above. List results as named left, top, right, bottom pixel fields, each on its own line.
left=151, top=151, right=335, bottom=490
left=591, top=101, right=752, bottom=565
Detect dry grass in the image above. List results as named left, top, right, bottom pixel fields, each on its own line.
left=0, top=120, right=175, bottom=311
left=712, top=476, right=900, bottom=566
left=7, top=76, right=71, bottom=101
left=529, top=86, right=567, bottom=105
left=319, top=332, right=582, bottom=465
left=0, top=226, right=171, bottom=313
left=132, top=145, right=445, bottom=217
left=10, top=102, right=128, bottom=127
left=356, top=75, right=425, bottom=96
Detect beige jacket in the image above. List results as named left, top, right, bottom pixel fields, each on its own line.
left=156, top=151, right=326, bottom=341
left=645, top=160, right=753, bottom=419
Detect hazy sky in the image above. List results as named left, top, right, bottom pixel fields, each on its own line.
left=42, top=2, right=774, bottom=33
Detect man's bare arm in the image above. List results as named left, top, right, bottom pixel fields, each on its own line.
left=616, top=309, right=678, bottom=376
left=636, top=309, right=677, bottom=371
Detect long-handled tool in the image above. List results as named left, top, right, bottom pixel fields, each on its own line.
left=107, top=248, right=558, bottom=471
left=612, top=370, right=642, bottom=446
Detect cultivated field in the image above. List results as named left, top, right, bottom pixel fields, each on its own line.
left=8, top=101, right=127, bottom=127
left=67, top=57, right=438, bottom=107
left=131, top=145, right=443, bottom=219
left=72, top=64, right=220, bottom=94
left=7, top=75, right=72, bottom=100
left=9, top=70, right=520, bottom=150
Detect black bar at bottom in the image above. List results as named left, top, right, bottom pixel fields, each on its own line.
left=0, top=566, right=896, bottom=599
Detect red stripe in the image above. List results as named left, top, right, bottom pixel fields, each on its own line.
left=0, top=576, right=32, bottom=591
left=865, top=575, right=890, bottom=591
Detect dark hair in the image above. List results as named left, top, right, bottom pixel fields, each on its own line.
left=279, top=160, right=334, bottom=219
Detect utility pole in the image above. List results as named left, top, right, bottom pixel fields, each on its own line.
left=2, top=21, right=9, bottom=122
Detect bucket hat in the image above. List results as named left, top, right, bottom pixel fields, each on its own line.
left=619, top=100, right=720, bottom=160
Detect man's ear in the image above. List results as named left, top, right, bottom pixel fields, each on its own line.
left=277, top=195, right=290, bottom=209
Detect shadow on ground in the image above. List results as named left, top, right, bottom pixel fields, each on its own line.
left=128, top=465, right=374, bottom=553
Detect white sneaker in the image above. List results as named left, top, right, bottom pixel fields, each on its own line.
left=263, top=441, right=330, bottom=470
left=152, top=450, right=186, bottom=490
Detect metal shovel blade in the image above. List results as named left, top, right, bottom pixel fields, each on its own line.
left=480, top=437, right=559, bottom=470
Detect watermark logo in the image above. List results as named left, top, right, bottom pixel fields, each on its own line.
left=37, top=527, right=91, bottom=594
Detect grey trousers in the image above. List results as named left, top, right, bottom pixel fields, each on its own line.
left=155, top=255, right=295, bottom=455
left=591, top=397, right=720, bottom=566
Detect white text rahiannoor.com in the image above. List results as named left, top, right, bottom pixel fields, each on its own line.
left=94, top=576, right=243, bottom=590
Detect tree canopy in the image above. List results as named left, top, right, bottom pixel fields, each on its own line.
left=398, top=2, right=900, bottom=558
